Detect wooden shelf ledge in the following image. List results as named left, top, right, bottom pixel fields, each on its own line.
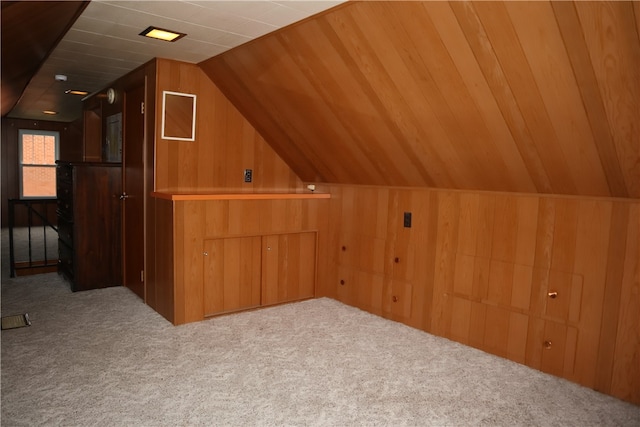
left=151, top=192, right=330, bottom=201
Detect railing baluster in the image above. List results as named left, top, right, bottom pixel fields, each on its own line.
left=43, top=202, right=48, bottom=263
left=8, top=199, right=16, bottom=278
left=7, top=198, right=58, bottom=277
left=27, top=200, right=33, bottom=267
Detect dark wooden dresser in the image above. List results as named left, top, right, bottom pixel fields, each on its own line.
left=56, top=161, right=122, bottom=291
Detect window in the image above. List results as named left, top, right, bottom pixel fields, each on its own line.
left=19, top=129, right=59, bottom=198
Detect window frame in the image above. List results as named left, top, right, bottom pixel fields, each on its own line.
left=18, top=129, right=60, bottom=199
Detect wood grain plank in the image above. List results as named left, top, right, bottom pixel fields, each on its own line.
left=491, top=195, right=518, bottom=263
left=610, top=203, right=640, bottom=403
left=181, top=201, right=205, bottom=323
left=456, top=193, right=479, bottom=256
left=323, top=6, right=434, bottom=186
left=594, top=203, right=629, bottom=394
left=487, top=260, right=513, bottom=307
left=453, top=254, right=474, bottom=298
left=365, top=2, right=473, bottom=188
left=262, top=235, right=280, bottom=305
left=430, top=192, right=459, bottom=336
left=204, top=200, right=229, bottom=236
left=572, top=199, right=612, bottom=388
left=449, top=1, right=553, bottom=194
left=550, top=199, right=579, bottom=273
left=203, top=239, right=225, bottom=315
left=511, top=264, right=533, bottom=312
left=276, top=26, right=389, bottom=185
left=575, top=1, right=640, bottom=198
left=468, top=301, right=487, bottom=350
left=450, top=297, right=472, bottom=344
left=506, top=1, right=610, bottom=197
left=294, top=232, right=317, bottom=300
left=172, top=202, right=186, bottom=324
left=420, top=190, right=440, bottom=332
left=484, top=305, right=510, bottom=358
left=389, top=2, right=513, bottom=191
left=426, top=1, right=536, bottom=193
left=529, top=198, right=555, bottom=317
left=507, top=311, right=529, bottom=364
left=514, top=196, right=539, bottom=266
left=551, top=1, right=629, bottom=197
left=453, top=1, right=576, bottom=195
left=471, top=194, right=494, bottom=302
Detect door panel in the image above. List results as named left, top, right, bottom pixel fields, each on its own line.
left=203, top=237, right=262, bottom=316
left=123, top=84, right=145, bottom=298
left=262, top=232, right=316, bottom=306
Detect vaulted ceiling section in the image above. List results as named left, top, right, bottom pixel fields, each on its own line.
left=1, top=1, right=88, bottom=118
left=200, top=1, right=640, bottom=199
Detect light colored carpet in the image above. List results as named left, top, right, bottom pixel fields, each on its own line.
left=2, top=268, right=639, bottom=426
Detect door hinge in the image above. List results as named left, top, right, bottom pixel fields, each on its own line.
left=140, top=101, right=145, bottom=114
left=140, top=270, right=144, bottom=282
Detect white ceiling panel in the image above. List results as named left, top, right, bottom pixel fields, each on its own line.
left=8, top=0, right=345, bottom=122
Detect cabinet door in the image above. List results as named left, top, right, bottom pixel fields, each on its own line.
left=262, top=232, right=316, bottom=306
left=383, top=279, right=413, bottom=322
left=73, top=165, right=122, bottom=290
left=526, top=317, right=578, bottom=378
left=203, top=237, right=262, bottom=316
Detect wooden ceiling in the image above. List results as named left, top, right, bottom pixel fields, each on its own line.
left=0, top=1, right=88, bottom=118
left=200, top=1, right=640, bottom=198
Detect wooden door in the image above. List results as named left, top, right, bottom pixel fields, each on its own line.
left=262, top=232, right=316, bottom=306
left=203, top=237, right=262, bottom=316
left=122, top=84, right=145, bottom=299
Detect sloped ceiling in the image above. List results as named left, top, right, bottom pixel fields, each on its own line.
left=0, top=1, right=88, bottom=118
left=200, top=1, right=640, bottom=198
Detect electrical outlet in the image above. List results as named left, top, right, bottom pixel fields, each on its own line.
left=243, top=169, right=253, bottom=183
left=403, top=212, right=412, bottom=228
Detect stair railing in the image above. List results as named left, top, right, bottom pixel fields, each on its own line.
left=7, top=198, right=58, bottom=277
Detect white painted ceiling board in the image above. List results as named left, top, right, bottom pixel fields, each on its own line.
left=7, top=0, right=345, bottom=122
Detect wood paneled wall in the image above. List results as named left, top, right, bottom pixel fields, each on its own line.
left=154, top=58, right=303, bottom=193
left=202, top=1, right=640, bottom=198
left=1, top=117, right=81, bottom=227
left=319, top=184, right=639, bottom=405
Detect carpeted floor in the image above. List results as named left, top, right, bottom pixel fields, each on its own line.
left=2, top=230, right=639, bottom=426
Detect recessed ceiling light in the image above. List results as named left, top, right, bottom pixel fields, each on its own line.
left=65, top=90, right=89, bottom=96
left=43, top=110, right=58, bottom=115
left=139, top=26, right=186, bottom=42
